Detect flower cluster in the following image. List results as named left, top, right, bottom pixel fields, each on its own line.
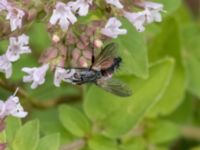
left=49, top=0, right=164, bottom=37
left=0, top=34, right=31, bottom=78
left=0, top=0, right=165, bottom=89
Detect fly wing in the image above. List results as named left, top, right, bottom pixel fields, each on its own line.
left=92, top=43, right=118, bottom=70
left=96, top=78, right=132, bottom=97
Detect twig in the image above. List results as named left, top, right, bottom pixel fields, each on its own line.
left=59, top=139, right=86, bottom=150
left=181, top=126, right=200, bottom=141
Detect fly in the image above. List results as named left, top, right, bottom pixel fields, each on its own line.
left=61, top=43, right=132, bottom=97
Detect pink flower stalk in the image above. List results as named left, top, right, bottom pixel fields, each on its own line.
left=50, top=2, right=77, bottom=31
left=0, top=143, right=6, bottom=150
left=22, top=64, right=49, bottom=89
left=101, top=17, right=127, bottom=38
left=68, top=0, right=92, bottom=16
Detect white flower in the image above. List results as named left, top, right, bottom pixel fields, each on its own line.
left=0, top=89, right=27, bottom=119
left=68, top=0, right=92, bottom=16
left=0, top=54, right=12, bottom=78
left=54, top=67, right=76, bottom=87
left=140, top=1, right=164, bottom=23
left=22, top=64, right=49, bottom=89
left=6, top=34, right=31, bottom=62
left=105, top=0, right=123, bottom=9
left=6, top=7, right=25, bottom=31
left=124, top=1, right=164, bottom=32
left=0, top=0, right=10, bottom=11
left=123, top=11, right=146, bottom=32
left=101, top=17, right=127, bottom=38
left=50, top=2, right=77, bottom=31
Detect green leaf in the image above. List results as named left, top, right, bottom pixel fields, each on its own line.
left=12, top=120, right=40, bottom=150
left=30, top=108, right=74, bottom=144
left=88, top=135, right=117, bottom=150
left=36, top=133, right=60, bottom=150
left=84, top=58, right=174, bottom=138
left=181, top=24, right=200, bottom=98
left=113, top=18, right=148, bottom=78
left=5, top=116, right=21, bottom=144
left=146, top=120, right=180, bottom=144
left=148, top=17, right=186, bottom=117
left=28, top=22, right=51, bottom=52
left=59, top=105, right=91, bottom=137
left=120, top=138, right=146, bottom=150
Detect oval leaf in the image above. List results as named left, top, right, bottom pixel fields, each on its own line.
left=59, top=105, right=91, bottom=137
left=12, top=120, right=40, bottom=150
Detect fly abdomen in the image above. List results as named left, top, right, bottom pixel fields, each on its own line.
left=101, top=57, right=122, bottom=76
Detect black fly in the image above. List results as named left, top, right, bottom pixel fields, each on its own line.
left=62, top=43, right=132, bottom=97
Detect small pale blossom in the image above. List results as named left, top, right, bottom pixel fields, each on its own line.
left=50, top=2, right=77, bottom=31
left=0, top=89, right=27, bottom=119
left=6, top=7, right=25, bottom=31
left=105, top=0, right=123, bottom=9
left=22, top=64, right=49, bottom=89
left=68, top=0, right=92, bottom=16
left=54, top=67, right=75, bottom=87
left=101, top=17, right=127, bottom=38
left=123, top=11, right=146, bottom=32
left=140, top=1, right=164, bottom=23
left=0, top=55, right=12, bottom=78
left=6, top=34, right=31, bottom=62
left=0, top=0, right=9, bottom=11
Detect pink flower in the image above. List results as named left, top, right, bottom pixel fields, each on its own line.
left=0, top=54, right=12, bottom=79
left=22, top=64, right=49, bottom=89
left=6, top=7, right=25, bottom=31
left=105, top=0, right=123, bottom=9
left=50, top=2, right=77, bottom=31
left=101, top=17, right=127, bottom=38
left=6, top=34, right=31, bottom=62
left=0, top=89, right=27, bottom=119
left=68, top=0, right=92, bottom=16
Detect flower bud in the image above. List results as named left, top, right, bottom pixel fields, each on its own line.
left=52, top=34, right=60, bottom=43
left=94, top=39, right=103, bottom=48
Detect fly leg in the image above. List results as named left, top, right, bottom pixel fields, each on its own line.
left=89, top=32, right=95, bottom=70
